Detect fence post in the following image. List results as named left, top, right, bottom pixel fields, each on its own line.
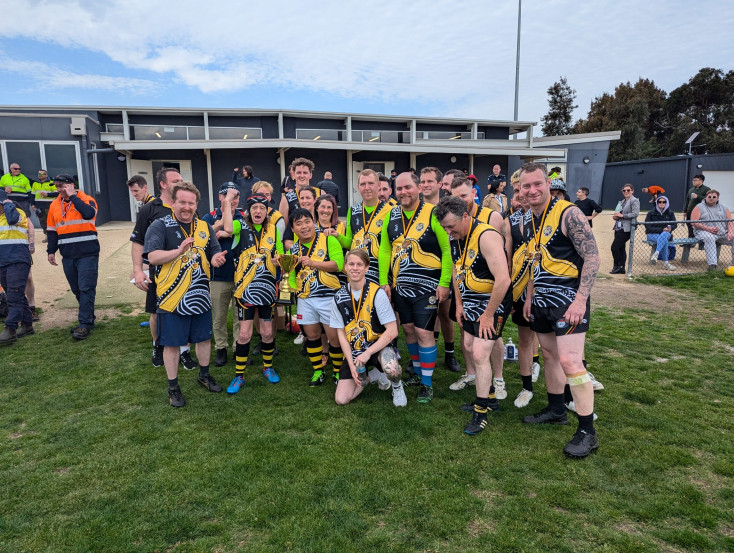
left=627, top=221, right=637, bottom=277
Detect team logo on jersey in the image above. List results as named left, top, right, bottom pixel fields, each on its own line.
left=376, top=219, right=383, bottom=227
left=416, top=223, right=425, bottom=231
left=176, top=231, right=181, bottom=238
left=317, top=249, right=325, bottom=257
left=543, top=225, right=553, bottom=237
left=468, top=249, right=476, bottom=260
left=267, top=237, right=274, bottom=244
left=198, top=231, right=207, bottom=239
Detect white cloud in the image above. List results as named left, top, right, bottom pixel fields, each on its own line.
left=0, top=54, right=161, bottom=95
left=1, top=0, right=733, bottom=123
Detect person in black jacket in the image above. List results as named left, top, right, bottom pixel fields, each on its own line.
left=645, top=195, right=677, bottom=270
left=574, top=187, right=602, bottom=228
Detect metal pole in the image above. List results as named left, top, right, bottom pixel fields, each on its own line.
left=513, top=0, right=522, bottom=123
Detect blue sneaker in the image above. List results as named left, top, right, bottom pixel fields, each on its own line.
left=227, top=375, right=244, bottom=394
left=263, top=368, right=280, bottom=383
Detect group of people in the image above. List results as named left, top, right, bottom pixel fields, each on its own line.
left=120, top=158, right=602, bottom=459
left=1, top=157, right=605, bottom=459
left=1, top=168, right=100, bottom=345
left=609, top=175, right=733, bottom=273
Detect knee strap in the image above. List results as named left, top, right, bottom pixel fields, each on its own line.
left=567, top=370, right=591, bottom=386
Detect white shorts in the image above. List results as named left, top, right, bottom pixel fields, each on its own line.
left=297, top=296, right=334, bottom=326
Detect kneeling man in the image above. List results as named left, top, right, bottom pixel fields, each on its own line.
left=331, top=249, right=406, bottom=406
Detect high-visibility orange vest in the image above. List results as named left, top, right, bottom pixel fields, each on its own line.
left=47, top=191, right=99, bottom=258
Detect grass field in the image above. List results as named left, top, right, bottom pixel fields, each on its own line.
left=1, top=275, right=733, bottom=552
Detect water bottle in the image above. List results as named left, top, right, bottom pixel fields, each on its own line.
left=505, top=338, right=517, bottom=361
left=140, top=321, right=150, bottom=327
left=356, top=364, right=369, bottom=387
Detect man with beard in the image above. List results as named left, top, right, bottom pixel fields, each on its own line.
left=519, top=162, right=600, bottom=458
left=448, top=175, right=509, bottom=397
left=144, top=181, right=228, bottom=407
left=378, top=172, right=452, bottom=403
left=435, top=196, right=511, bottom=434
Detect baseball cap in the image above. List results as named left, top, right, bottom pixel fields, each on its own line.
left=53, top=174, right=75, bottom=184
left=219, top=181, right=239, bottom=194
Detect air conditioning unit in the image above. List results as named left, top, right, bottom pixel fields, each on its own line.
left=70, top=117, right=87, bottom=136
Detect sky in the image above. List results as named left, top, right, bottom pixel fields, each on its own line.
left=1, top=0, right=733, bottom=129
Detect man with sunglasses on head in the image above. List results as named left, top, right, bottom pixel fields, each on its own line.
left=31, top=169, right=57, bottom=240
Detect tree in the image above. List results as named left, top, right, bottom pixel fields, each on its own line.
left=541, top=77, right=577, bottom=136
left=573, top=69, right=734, bottom=161
left=663, top=67, right=734, bottom=155
left=574, top=78, right=668, bottom=162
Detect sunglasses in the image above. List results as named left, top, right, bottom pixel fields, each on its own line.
left=657, top=201, right=666, bottom=204
left=622, top=188, right=632, bottom=192
left=706, top=196, right=718, bottom=199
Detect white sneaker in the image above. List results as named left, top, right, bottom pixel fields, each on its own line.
left=664, top=262, right=676, bottom=271
left=531, top=362, right=541, bottom=383
left=293, top=332, right=304, bottom=345
left=514, top=388, right=534, bottom=408
left=392, top=383, right=407, bottom=407
left=377, top=372, right=391, bottom=391
left=449, top=373, right=475, bottom=391
left=651, top=251, right=659, bottom=263
left=493, top=378, right=507, bottom=400
left=588, top=371, right=604, bottom=391
left=565, top=401, right=598, bottom=421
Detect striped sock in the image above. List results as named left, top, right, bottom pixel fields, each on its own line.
left=235, top=341, right=250, bottom=376
left=261, top=341, right=275, bottom=369
left=418, top=344, right=437, bottom=386
left=306, top=338, right=323, bottom=372
left=329, top=345, right=344, bottom=378
left=406, top=342, right=420, bottom=376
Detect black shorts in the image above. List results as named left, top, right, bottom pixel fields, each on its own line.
left=394, top=291, right=438, bottom=330
left=145, top=278, right=158, bottom=314
left=236, top=303, right=274, bottom=322
left=530, top=297, right=590, bottom=336
left=511, top=299, right=531, bottom=327
left=462, top=296, right=512, bottom=340
left=340, top=353, right=382, bottom=380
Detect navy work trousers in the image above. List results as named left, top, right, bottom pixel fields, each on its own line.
left=62, top=255, right=98, bottom=329
left=0, top=261, right=32, bottom=328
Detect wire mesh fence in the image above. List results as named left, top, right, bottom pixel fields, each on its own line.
left=627, top=219, right=734, bottom=276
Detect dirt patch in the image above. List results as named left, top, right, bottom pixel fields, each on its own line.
left=34, top=307, right=139, bottom=332
left=591, top=275, right=690, bottom=314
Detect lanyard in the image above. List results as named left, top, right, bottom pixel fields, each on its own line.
left=363, top=204, right=378, bottom=232
left=458, top=221, right=475, bottom=269
left=530, top=199, right=552, bottom=256
left=177, top=217, right=197, bottom=240
left=350, top=283, right=367, bottom=319
left=253, top=225, right=264, bottom=252
left=401, top=204, right=420, bottom=238
left=61, top=199, right=73, bottom=219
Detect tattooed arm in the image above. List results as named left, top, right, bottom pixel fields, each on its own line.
left=561, top=206, right=600, bottom=325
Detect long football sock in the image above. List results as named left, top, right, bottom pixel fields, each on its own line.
left=306, top=338, right=324, bottom=372
left=329, top=345, right=344, bottom=378
left=406, top=342, right=421, bottom=376
left=418, top=344, right=437, bottom=386
left=261, top=341, right=275, bottom=369
left=235, top=342, right=250, bottom=376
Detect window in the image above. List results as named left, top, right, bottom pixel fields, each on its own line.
left=5, top=142, right=42, bottom=177
left=44, top=144, right=79, bottom=182
left=0, top=141, right=83, bottom=190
